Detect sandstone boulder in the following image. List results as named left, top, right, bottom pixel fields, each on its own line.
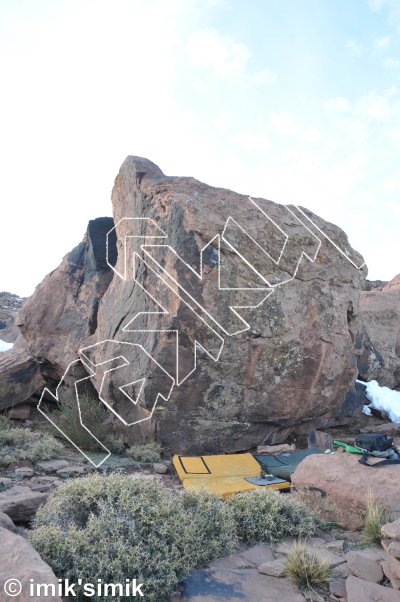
left=0, top=335, right=44, bottom=411
left=0, top=510, right=16, bottom=532
left=358, top=274, right=400, bottom=390
left=1, top=157, right=369, bottom=453
left=0, top=485, right=50, bottom=522
left=0, top=526, right=62, bottom=601
left=291, top=453, right=400, bottom=529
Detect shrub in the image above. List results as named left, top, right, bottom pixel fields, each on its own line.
left=0, top=414, right=10, bottom=432
left=126, top=442, right=162, bottom=463
left=226, top=488, right=317, bottom=544
left=31, top=474, right=236, bottom=602
left=48, top=395, right=125, bottom=453
left=362, top=492, right=390, bottom=545
left=0, top=428, right=64, bottom=466
left=284, top=540, right=332, bottom=589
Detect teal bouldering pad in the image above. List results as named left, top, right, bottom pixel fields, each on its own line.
left=254, top=448, right=324, bottom=481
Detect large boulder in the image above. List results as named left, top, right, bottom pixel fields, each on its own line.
left=0, top=526, right=62, bottom=601
left=0, top=336, right=44, bottom=411
left=1, top=157, right=368, bottom=454
left=0, top=485, right=50, bottom=523
left=358, top=273, right=400, bottom=390
left=291, top=452, right=400, bottom=530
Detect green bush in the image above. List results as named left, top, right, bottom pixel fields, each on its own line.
left=31, top=474, right=236, bottom=602
left=226, top=488, right=318, bottom=544
left=126, top=442, right=162, bottom=463
left=0, top=428, right=64, bottom=466
left=48, top=395, right=125, bottom=454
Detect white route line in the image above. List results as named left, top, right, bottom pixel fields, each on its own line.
left=79, top=340, right=175, bottom=426
left=106, top=217, right=168, bottom=280
left=141, top=234, right=273, bottom=336
left=293, top=205, right=365, bottom=270
left=37, top=360, right=111, bottom=468
left=122, top=253, right=225, bottom=386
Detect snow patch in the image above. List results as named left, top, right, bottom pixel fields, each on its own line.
left=358, top=379, right=400, bottom=423
left=0, top=339, right=14, bottom=352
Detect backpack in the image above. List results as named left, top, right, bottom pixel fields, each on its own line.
left=355, top=433, right=400, bottom=467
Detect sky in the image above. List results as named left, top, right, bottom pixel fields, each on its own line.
left=0, top=0, right=399, bottom=297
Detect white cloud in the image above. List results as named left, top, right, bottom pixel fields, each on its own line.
left=386, top=200, right=400, bottom=214
left=354, top=90, right=392, bottom=120
left=346, top=40, right=367, bottom=57
left=368, top=0, right=385, bottom=9
left=383, top=177, right=400, bottom=192
left=186, top=28, right=252, bottom=77
left=213, top=108, right=233, bottom=133
left=302, top=127, right=321, bottom=143
left=231, top=130, right=269, bottom=153
left=248, top=68, right=277, bottom=86
left=324, top=96, right=352, bottom=113
left=373, top=34, right=391, bottom=50
left=384, top=57, right=400, bottom=68
left=270, top=111, right=297, bottom=134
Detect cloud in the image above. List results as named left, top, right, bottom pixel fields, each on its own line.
left=373, top=34, right=391, bottom=50
left=231, top=130, right=269, bottom=153
left=213, top=108, right=233, bottom=133
left=346, top=40, right=367, bottom=57
left=368, top=0, right=385, bottom=9
left=384, top=57, right=400, bottom=68
left=186, top=28, right=252, bottom=77
left=324, top=97, right=352, bottom=113
left=248, top=68, right=277, bottom=86
left=383, top=177, right=400, bottom=192
left=270, top=111, right=297, bottom=134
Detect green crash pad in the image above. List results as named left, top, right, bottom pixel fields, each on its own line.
left=254, top=448, right=324, bottom=481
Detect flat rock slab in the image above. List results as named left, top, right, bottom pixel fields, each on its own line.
left=329, top=579, right=347, bottom=598
left=177, top=568, right=306, bottom=601
left=346, top=575, right=400, bottom=601
left=36, top=460, right=69, bottom=472
left=239, top=545, right=274, bottom=565
left=382, top=560, right=400, bottom=590
left=388, top=542, right=400, bottom=559
left=382, top=519, right=400, bottom=541
left=56, top=466, right=84, bottom=475
left=0, top=485, right=50, bottom=522
left=346, top=551, right=383, bottom=583
left=292, top=453, right=400, bottom=530
left=258, top=559, right=286, bottom=577
left=0, top=526, right=62, bottom=601
left=209, top=554, right=255, bottom=570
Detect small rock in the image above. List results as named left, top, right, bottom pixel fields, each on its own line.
left=346, top=551, right=383, bottom=583
left=388, top=541, right=400, bottom=559
left=239, top=545, right=274, bottom=565
left=346, top=574, right=400, bottom=602
left=0, top=485, right=50, bottom=522
left=342, top=531, right=364, bottom=542
left=322, top=540, right=345, bottom=553
left=382, top=518, right=400, bottom=541
left=258, top=558, right=287, bottom=577
left=360, top=423, right=400, bottom=437
left=36, top=460, right=69, bottom=472
left=15, top=467, right=34, bottom=477
left=30, top=476, right=39, bottom=484
left=329, top=579, right=347, bottom=599
left=31, top=484, right=52, bottom=492
left=143, top=470, right=152, bottom=475
left=382, top=560, right=400, bottom=590
left=153, top=463, right=168, bottom=474
left=256, top=443, right=295, bottom=455
left=8, top=406, right=31, bottom=420
left=0, top=478, right=11, bottom=486
left=0, top=511, right=16, bottom=532
left=334, top=563, right=353, bottom=578
left=56, top=465, right=84, bottom=475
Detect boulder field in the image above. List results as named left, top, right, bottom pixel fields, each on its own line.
left=0, top=156, right=399, bottom=454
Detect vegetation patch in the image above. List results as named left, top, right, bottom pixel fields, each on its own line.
left=0, top=428, right=64, bottom=466
left=126, top=442, right=162, bottom=463
left=226, top=488, right=318, bottom=544
left=31, top=474, right=236, bottom=602
left=362, top=492, right=390, bottom=545
left=47, top=395, right=125, bottom=454
left=284, top=540, right=332, bottom=589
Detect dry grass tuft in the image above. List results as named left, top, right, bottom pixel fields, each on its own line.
left=284, top=540, right=333, bottom=589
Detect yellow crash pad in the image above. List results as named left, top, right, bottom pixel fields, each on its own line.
left=173, top=453, right=290, bottom=498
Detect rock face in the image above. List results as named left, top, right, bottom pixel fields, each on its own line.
left=0, top=157, right=368, bottom=454
left=291, top=452, right=400, bottom=530
left=0, top=291, right=26, bottom=343
left=0, top=526, right=62, bottom=602
left=358, top=273, right=400, bottom=390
